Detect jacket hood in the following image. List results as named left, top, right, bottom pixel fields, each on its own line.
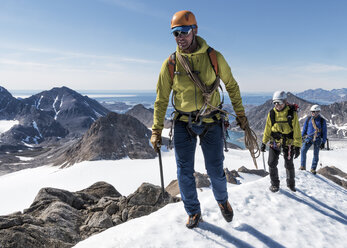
left=176, top=36, right=209, bottom=55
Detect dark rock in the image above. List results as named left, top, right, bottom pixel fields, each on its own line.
left=237, top=166, right=269, bottom=177
left=224, top=168, right=239, bottom=184
left=165, top=179, right=180, bottom=197
left=77, top=181, right=121, bottom=200
left=86, top=211, right=113, bottom=229
left=194, top=172, right=211, bottom=188
left=317, top=166, right=347, bottom=189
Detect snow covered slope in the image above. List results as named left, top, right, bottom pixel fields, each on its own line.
left=73, top=167, right=346, bottom=248
left=0, top=139, right=346, bottom=247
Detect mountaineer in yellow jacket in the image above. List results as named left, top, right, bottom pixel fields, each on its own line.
left=150, top=10, right=247, bottom=228
left=260, top=91, right=302, bottom=193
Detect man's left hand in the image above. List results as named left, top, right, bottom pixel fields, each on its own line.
left=320, top=143, right=325, bottom=150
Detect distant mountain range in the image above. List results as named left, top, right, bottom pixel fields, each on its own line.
left=1, top=85, right=347, bottom=175
left=295, top=88, right=347, bottom=104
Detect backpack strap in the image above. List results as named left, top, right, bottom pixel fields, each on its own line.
left=287, top=105, right=295, bottom=129
left=207, top=47, right=219, bottom=76
left=168, top=52, right=176, bottom=82
left=270, top=109, right=276, bottom=127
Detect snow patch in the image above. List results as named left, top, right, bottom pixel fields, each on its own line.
left=35, top=95, right=44, bottom=110
left=0, top=120, right=19, bottom=134
left=16, top=156, right=34, bottom=161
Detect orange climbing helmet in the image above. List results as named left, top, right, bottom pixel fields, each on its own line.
left=171, top=10, right=197, bottom=29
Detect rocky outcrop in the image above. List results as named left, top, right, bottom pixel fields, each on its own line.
left=126, top=104, right=155, bottom=128
left=317, top=166, right=347, bottom=189
left=55, top=112, right=156, bottom=167
left=0, top=181, right=179, bottom=248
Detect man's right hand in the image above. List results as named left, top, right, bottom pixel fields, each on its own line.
left=260, top=143, right=266, bottom=152
left=150, top=129, right=162, bottom=152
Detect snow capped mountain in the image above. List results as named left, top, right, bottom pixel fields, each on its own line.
left=0, top=86, right=111, bottom=147
left=22, top=86, right=110, bottom=135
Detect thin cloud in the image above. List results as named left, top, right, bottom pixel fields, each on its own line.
left=99, top=0, right=166, bottom=18
left=0, top=58, right=52, bottom=68
left=299, top=63, right=347, bottom=73
left=0, top=44, right=158, bottom=65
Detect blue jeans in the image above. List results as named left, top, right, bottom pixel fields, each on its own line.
left=174, top=121, right=227, bottom=216
left=301, top=138, right=321, bottom=170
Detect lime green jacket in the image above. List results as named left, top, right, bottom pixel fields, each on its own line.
left=262, top=106, right=302, bottom=147
left=152, top=36, right=245, bottom=130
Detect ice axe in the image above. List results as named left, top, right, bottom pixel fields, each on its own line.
left=157, top=144, right=165, bottom=199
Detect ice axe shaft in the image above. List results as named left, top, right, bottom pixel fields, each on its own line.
left=157, top=147, right=165, bottom=198
left=262, top=151, right=266, bottom=172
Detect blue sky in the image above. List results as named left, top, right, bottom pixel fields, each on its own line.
left=0, top=0, right=346, bottom=92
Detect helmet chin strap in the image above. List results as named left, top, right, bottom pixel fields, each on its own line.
left=184, top=33, right=197, bottom=53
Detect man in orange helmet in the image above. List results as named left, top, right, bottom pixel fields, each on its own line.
left=151, top=10, right=247, bottom=228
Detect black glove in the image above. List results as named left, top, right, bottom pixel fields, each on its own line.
left=236, top=115, right=248, bottom=131
left=260, top=143, right=266, bottom=152
left=294, top=146, right=300, bottom=159
left=320, top=143, right=325, bottom=150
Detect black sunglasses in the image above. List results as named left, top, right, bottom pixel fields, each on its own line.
left=273, top=101, right=284, bottom=105
left=173, top=28, right=192, bottom=38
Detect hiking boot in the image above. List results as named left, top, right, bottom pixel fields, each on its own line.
left=186, top=212, right=202, bottom=229
left=299, top=166, right=306, bottom=170
left=288, top=185, right=296, bottom=192
left=218, top=200, right=234, bottom=222
left=269, top=185, right=279, bottom=193
left=310, top=169, right=317, bottom=175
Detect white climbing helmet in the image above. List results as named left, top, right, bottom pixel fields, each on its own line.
left=272, top=91, right=287, bottom=102
left=310, top=104, right=321, bottom=112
